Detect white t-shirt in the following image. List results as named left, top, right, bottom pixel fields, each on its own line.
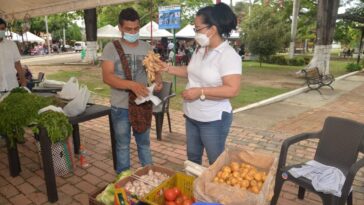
left=183, top=41, right=242, bottom=122
left=0, top=39, right=21, bottom=91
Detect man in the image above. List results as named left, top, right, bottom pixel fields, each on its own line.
left=100, top=8, right=162, bottom=175
left=0, top=18, right=26, bottom=93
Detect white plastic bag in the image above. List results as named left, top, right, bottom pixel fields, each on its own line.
left=38, top=105, right=65, bottom=114
left=0, top=92, right=10, bottom=103
left=39, top=79, right=66, bottom=88
left=63, top=85, right=90, bottom=117
left=135, top=83, right=161, bottom=105
left=57, top=77, right=79, bottom=100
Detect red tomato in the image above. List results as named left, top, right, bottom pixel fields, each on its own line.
left=165, top=201, right=177, bottom=205
left=172, top=187, right=181, bottom=196
left=181, top=195, right=188, bottom=201
left=164, top=189, right=177, bottom=201
left=182, top=199, right=193, bottom=205
left=175, top=196, right=183, bottom=205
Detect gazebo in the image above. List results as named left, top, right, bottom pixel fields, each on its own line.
left=97, top=24, right=121, bottom=39
left=139, top=21, right=173, bottom=39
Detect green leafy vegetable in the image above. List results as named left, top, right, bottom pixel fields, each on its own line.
left=0, top=92, right=72, bottom=147
left=33, top=111, right=72, bottom=143
left=0, top=92, right=52, bottom=147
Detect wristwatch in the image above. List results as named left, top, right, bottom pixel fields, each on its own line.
left=200, top=89, right=206, bottom=101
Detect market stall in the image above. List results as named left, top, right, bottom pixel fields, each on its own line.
left=5, top=31, right=23, bottom=42
left=89, top=149, right=277, bottom=205
left=1, top=85, right=116, bottom=203
left=139, top=21, right=173, bottom=40
left=176, top=24, right=240, bottom=40
left=97, top=24, right=121, bottom=39
left=22, top=31, right=45, bottom=43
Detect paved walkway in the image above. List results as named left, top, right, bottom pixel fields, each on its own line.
left=1, top=72, right=364, bottom=205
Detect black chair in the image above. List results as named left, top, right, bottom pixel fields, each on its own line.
left=32, top=72, right=45, bottom=86
left=153, top=81, right=176, bottom=141
left=271, top=116, right=364, bottom=205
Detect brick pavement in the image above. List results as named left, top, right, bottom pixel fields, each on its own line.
left=1, top=72, right=364, bottom=205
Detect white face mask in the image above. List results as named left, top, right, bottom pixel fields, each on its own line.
left=195, top=33, right=210, bottom=47
left=0, top=30, right=5, bottom=39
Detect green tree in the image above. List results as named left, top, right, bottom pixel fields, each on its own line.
left=334, top=20, right=361, bottom=47
left=51, top=23, right=82, bottom=42
left=97, top=0, right=212, bottom=28
left=242, top=5, right=289, bottom=66
left=9, top=12, right=81, bottom=43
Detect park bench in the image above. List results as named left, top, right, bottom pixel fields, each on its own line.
left=301, top=67, right=335, bottom=94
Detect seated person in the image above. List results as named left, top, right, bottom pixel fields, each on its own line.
left=17, top=65, right=33, bottom=90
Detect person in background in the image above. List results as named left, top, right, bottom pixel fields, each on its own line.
left=0, top=17, right=26, bottom=94
left=161, top=3, right=242, bottom=165
left=17, top=65, right=33, bottom=90
left=100, top=8, right=162, bottom=175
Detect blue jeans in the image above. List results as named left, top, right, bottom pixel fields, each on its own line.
left=185, top=111, right=233, bottom=165
left=111, top=107, right=152, bottom=173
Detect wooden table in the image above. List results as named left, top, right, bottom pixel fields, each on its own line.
left=6, top=104, right=116, bottom=203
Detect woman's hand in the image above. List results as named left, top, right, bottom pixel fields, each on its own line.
left=182, top=88, right=201, bottom=101
left=158, top=61, right=171, bottom=73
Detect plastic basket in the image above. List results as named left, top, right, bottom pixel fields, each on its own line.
left=143, top=172, right=195, bottom=205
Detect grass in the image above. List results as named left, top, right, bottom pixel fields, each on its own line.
left=161, top=74, right=291, bottom=110
left=46, top=56, right=353, bottom=111
left=47, top=69, right=110, bottom=97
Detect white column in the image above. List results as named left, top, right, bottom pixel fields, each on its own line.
left=289, top=0, right=300, bottom=58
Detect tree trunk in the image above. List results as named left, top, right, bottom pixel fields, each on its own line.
left=289, top=0, right=300, bottom=59
left=84, top=8, right=97, bottom=64
left=306, top=0, right=340, bottom=74
left=357, top=28, right=364, bottom=64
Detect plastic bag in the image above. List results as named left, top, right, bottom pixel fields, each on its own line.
left=39, top=79, right=66, bottom=88
left=57, top=77, right=79, bottom=100
left=135, top=83, right=161, bottom=106
left=0, top=92, right=10, bottom=103
left=63, top=85, right=90, bottom=117
left=38, top=105, right=64, bottom=114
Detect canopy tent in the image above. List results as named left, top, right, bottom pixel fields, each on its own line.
left=229, top=30, right=240, bottom=39
left=176, top=24, right=241, bottom=39
left=0, top=0, right=134, bottom=20
left=5, top=31, right=23, bottom=42
left=22, top=31, right=45, bottom=43
left=97, top=24, right=121, bottom=38
left=139, top=21, right=173, bottom=39
left=175, top=24, right=195, bottom=39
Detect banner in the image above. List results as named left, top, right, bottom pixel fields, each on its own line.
left=158, top=5, right=181, bottom=29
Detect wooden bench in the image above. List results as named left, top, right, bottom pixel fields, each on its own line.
left=301, top=67, right=335, bottom=94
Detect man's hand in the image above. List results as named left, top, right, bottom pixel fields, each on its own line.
left=154, top=81, right=163, bottom=92
left=182, top=88, right=201, bottom=101
left=129, top=82, right=149, bottom=97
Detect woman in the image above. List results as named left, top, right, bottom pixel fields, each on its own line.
left=161, top=3, right=242, bottom=165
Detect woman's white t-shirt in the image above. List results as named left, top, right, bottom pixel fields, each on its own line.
left=183, top=41, right=242, bottom=122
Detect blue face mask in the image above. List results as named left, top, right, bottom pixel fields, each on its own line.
left=123, top=32, right=139, bottom=43
left=0, top=30, right=5, bottom=39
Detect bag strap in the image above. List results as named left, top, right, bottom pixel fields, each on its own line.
left=113, top=40, right=132, bottom=81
